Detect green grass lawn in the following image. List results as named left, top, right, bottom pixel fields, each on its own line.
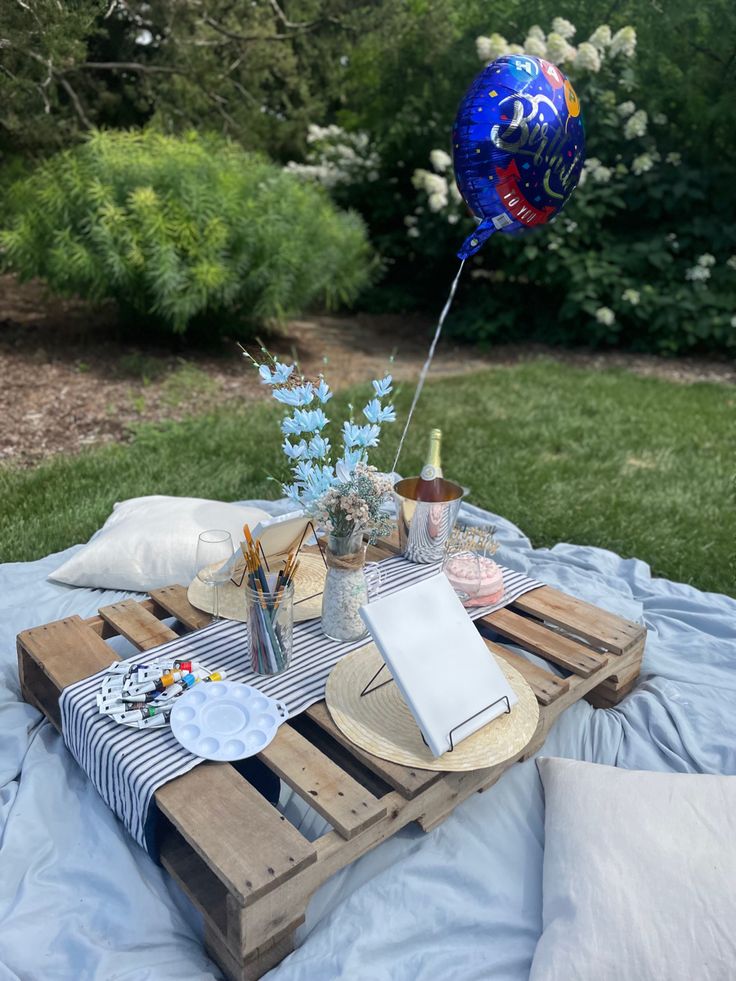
left=1, top=360, right=733, bottom=595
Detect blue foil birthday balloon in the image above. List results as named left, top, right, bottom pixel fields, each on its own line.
left=453, top=55, right=585, bottom=259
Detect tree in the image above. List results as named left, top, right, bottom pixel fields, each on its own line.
left=0, top=0, right=358, bottom=158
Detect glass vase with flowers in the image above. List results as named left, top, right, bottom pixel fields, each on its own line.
left=244, top=347, right=396, bottom=641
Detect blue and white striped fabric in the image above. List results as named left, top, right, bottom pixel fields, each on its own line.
left=59, top=557, right=541, bottom=853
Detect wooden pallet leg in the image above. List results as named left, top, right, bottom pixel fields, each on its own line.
left=585, top=638, right=645, bottom=707
left=205, top=922, right=301, bottom=981
left=202, top=891, right=311, bottom=981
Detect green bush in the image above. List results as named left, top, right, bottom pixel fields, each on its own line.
left=283, top=3, right=736, bottom=355
left=0, top=129, right=373, bottom=335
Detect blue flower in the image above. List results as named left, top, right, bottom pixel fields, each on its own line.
left=336, top=448, right=363, bottom=482
left=314, top=378, right=333, bottom=404
left=272, top=382, right=314, bottom=407
left=282, top=482, right=302, bottom=504
left=307, top=434, right=331, bottom=459
left=354, top=424, right=381, bottom=448
left=342, top=422, right=363, bottom=448
left=295, top=382, right=314, bottom=405
left=291, top=409, right=313, bottom=432
left=362, top=398, right=382, bottom=424
left=372, top=374, right=393, bottom=398
left=294, top=460, right=314, bottom=483
left=362, top=399, right=396, bottom=425
left=302, top=465, right=337, bottom=501
left=281, top=415, right=303, bottom=436
left=259, top=364, right=274, bottom=384
left=272, top=361, right=294, bottom=384
left=273, top=388, right=305, bottom=407
left=292, top=408, right=329, bottom=433
left=282, top=439, right=307, bottom=460
left=335, top=459, right=354, bottom=482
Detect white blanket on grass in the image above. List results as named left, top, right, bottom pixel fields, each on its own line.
left=1, top=500, right=734, bottom=980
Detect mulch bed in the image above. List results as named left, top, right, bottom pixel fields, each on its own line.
left=2, top=274, right=733, bottom=469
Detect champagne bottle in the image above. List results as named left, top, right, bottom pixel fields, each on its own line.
left=415, top=429, right=447, bottom=502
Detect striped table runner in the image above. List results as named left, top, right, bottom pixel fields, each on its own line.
left=59, top=557, right=541, bottom=853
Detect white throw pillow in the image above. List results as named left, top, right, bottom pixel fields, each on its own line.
left=531, top=757, right=736, bottom=981
left=48, top=495, right=270, bottom=592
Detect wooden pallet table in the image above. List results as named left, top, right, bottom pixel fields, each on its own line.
left=17, top=537, right=646, bottom=980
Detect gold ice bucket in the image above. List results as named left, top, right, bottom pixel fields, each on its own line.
left=393, top=477, right=466, bottom=564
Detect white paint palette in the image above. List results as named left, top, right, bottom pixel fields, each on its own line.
left=170, top=681, right=288, bottom=760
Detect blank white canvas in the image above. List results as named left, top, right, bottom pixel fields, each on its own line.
left=359, top=574, right=517, bottom=756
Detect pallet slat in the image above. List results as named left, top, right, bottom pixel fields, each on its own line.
left=259, top=724, right=387, bottom=839
left=149, top=584, right=212, bottom=631
left=306, top=702, right=442, bottom=800
left=156, top=764, right=317, bottom=905
left=99, top=599, right=178, bottom=651
left=512, top=585, right=643, bottom=655
left=482, top=607, right=608, bottom=678
left=485, top=639, right=569, bottom=706
left=19, top=616, right=118, bottom=687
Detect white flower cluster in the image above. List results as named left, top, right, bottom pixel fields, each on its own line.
left=624, top=109, right=648, bottom=140
left=610, top=26, right=637, bottom=58
left=727, top=255, right=736, bottom=271
left=284, top=124, right=380, bottom=190
left=409, top=150, right=463, bottom=231
left=622, top=288, right=640, bottom=305
left=475, top=19, right=637, bottom=75
left=575, top=42, right=601, bottom=73
left=581, top=157, right=612, bottom=184
left=666, top=152, right=682, bottom=167
left=632, top=153, right=654, bottom=176
left=685, top=254, right=716, bottom=283
left=595, top=306, right=616, bottom=326
left=412, top=169, right=450, bottom=212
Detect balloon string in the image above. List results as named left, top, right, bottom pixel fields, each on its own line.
left=391, top=258, right=466, bottom=475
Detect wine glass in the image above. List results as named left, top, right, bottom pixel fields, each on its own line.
left=195, top=530, right=234, bottom=621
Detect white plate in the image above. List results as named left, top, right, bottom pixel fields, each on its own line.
left=169, top=681, right=288, bottom=760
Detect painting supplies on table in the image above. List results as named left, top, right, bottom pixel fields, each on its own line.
left=96, top=657, right=227, bottom=729
left=241, top=525, right=297, bottom=675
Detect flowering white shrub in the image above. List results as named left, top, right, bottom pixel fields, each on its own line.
left=545, top=32, right=576, bottom=64
left=284, top=124, right=380, bottom=190
left=429, top=149, right=452, bottom=173
left=475, top=33, right=508, bottom=63
left=632, top=153, right=654, bottom=175
left=686, top=265, right=711, bottom=283
left=575, top=42, right=601, bottom=73
left=623, top=109, right=648, bottom=139
left=595, top=307, right=616, bottom=326
left=610, top=26, right=637, bottom=58
left=551, top=17, right=576, bottom=40
left=589, top=25, right=612, bottom=51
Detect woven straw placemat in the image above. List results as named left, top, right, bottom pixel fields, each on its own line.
left=187, top=551, right=326, bottom=623
left=325, top=643, right=539, bottom=772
